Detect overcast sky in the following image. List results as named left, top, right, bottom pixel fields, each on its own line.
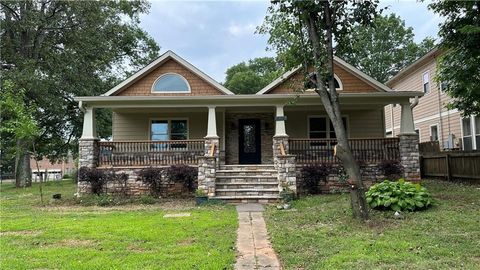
left=140, top=0, right=442, bottom=82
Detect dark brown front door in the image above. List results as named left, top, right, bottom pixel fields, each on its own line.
left=239, top=119, right=261, bottom=164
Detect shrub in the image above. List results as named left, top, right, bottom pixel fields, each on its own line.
left=106, top=170, right=129, bottom=197
left=138, top=167, right=163, bottom=196
left=72, top=169, right=78, bottom=183
left=301, top=164, right=332, bottom=194
left=78, top=167, right=106, bottom=195
left=378, top=160, right=404, bottom=179
left=165, top=165, right=198, bottom=192
left=62, top=173, right=71, bottom=179
left=366, top=179, right=433, bottom=212
left=138, top=195, right=157, bottom=205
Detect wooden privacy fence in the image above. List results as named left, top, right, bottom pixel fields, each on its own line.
left=98, top=140, right=204, bottom=167
left=289, top=138, right=400, bottom=164
left=420, top=151, right=480, bottom=182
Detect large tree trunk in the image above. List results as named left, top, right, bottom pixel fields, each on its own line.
left=303, top=5, right=369, bottom=220
left=15, top=139, right=32, bottom=187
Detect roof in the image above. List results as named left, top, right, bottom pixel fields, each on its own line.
left=256, top=56, right=392, bottom=95
left=103, top=50, right=234, bottom=96
left=386, top=47, right=441, bottom=87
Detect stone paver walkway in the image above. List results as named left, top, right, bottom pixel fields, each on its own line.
left=234, top=204, right=281, bottom=270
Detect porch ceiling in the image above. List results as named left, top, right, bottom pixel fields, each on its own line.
left=75, top=92, right=423, bottom=109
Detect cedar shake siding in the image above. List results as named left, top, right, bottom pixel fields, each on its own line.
left=267, top=63, right=378, bottom=94
left=116, top=59, right=225, bottom=96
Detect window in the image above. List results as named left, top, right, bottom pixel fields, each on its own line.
left=430, top=125, right=439, bottom=141
left=305, top=73, right=343, bottom=91
left=151, top=119, right=188, bottom=141
left=462, top=117, right=472, bottom=150
left=475, top=116, right=480, bottom=149
left=152, top=73, right=190, bottom=93
left=440, top=81, right=448, bottom=92
left=422, top=72, right=430, bottom=94
left=309, top=117, right=348, bottom=139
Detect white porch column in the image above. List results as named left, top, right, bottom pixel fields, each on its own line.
left=399, top=102, right=416, bottom=135
left=81, top=106, right=97, bottom=139
left=274, top=105, right=287, bottom=137
left=206, top=106, right=219, bottom=138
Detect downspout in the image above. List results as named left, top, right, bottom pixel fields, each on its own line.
left=437, top=89, right=445, bottom=148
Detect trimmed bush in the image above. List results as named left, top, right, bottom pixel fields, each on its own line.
left=165, top=165, right=198, bottom=192
left=78, top=167, right=106, bottom=195
left=366, top=179, right=433, bottom=212
left=301, top=164, right=333, bottom=194
left=138, top=167, right=163, bottom=196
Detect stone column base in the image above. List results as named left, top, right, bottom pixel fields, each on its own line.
left=198, top=156, right=216, bottom=197
left=398, top=133, right=420, bottom=182
left=79, top=139, right=99, bottom=168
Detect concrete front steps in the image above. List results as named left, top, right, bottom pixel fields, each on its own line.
left=212, top=165, right=280, bottom=203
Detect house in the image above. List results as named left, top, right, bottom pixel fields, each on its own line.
left=75, top=50, right=421, bottom=202
left=385, top=48, right=479, bottom=151
left=30, top=156, right=75, bottom=181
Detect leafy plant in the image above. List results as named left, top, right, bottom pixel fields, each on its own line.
left=301, top=164, right=332, bottom=194
left=366, top=179, right=433, bottom=212
left=378, top=160, right=404, bottom=179
left=137, top=167, right=164, bottom=196
left=78, top=167, right=106, bottom=195
left=138, top=195, right=157, bottom=205
left=280, top=186, right=295, bottom=203
left=165, top=165, right=198, bottom=192
left=195, top=189, right=207, bottom=197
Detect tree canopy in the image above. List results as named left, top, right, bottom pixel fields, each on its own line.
left=223, top=57, right=283, bottom=94
left=428, top=1, right=480, bottom=116
left=335, top=13, right=436, bottom=83
left=0, top=0, right=159, bottom=184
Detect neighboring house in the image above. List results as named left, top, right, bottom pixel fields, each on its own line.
left=30, top=156, right=75, bottom=181
left=75, top=50, right=421, bottom=202
left=385, top=48, right=479, bottom=150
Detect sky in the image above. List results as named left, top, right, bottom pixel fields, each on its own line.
left=140, top=0, right=442, bottom=82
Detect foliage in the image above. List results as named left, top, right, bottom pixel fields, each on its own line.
left=0, top=0, right=160, bottom=170
left=428, top=1, right=480, bottom=116
left=336, top=13, right=435, bottom=83
left=106, top=169, right=129, bottom=197
left=165, top=165, right=198, bottom=192
left=366, top=179, right=433, bottom=212
left=78, top=167, right=106, bottom=195
left=224, top=57, right=283, bottom=94
left=137, top=167, right=164, bottom=196
left=195, top=189, right=208, bottom=197
left=264, top=180, right=480, bottom=269
left=279, top=186, right=295, bottom=203
left=300, top=164, right=333, bottom=194
left=0, top=181, right=237, bottom=269
left=378, top=160, right=404, bottom=179
left=138, top=195, right=157, bottom=205
left=62, top=174, right=71, bottom=179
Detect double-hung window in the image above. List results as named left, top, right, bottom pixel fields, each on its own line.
left=151, top=119, right=188, bottom=149
left=430, top=125, right=439, bottom=141
left=423, top=72, right=430, bottom=94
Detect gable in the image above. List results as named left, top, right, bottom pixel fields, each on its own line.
left=266, top=63, right=378, bottom=94
left=116, top=59, right=225, bottom=96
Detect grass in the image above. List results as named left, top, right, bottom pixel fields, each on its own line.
left=265, top=180, right=480, bottom=269
left=0, top=181, right=237, bottom=269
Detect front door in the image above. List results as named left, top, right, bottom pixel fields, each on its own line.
left=239, top=119, right=262, bottom=164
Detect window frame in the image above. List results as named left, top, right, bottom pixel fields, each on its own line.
left=422, top=71, right=430, bottom=94
left=305, top=73, right=343, bottom=92
left=307, top=115, right=349, bottom=139
left=429, top=124, right=439, bottom=142
left=151, top=73, right=191, bottom=94
left=149, top=118, right=189, bottom=141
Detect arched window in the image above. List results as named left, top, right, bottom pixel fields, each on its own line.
left=152, top=73, right=191, bottom=93
left=305, top=73, right=343, bottom=91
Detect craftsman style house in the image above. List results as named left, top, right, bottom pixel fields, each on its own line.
left=76, top=50, right=421, bottom=202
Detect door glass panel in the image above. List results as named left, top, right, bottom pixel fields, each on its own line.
left=243, top=124, right=256, bottom=153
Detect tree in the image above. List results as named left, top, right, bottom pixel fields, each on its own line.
left=428, top=1, right=480, bottom=116
left=0, top=0, right=160, bottom=187
left=224, top=57, right=283, bottom=94
left=261, top=0, right=382, bottom=220
left=335, top=13, right=436, bottom=83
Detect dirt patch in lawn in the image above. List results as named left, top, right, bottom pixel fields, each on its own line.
left=177, top=238, right=196, bottom=246
left=57, top=239, right=96, bottom=248
left=0, top=230, right=42, bottom=237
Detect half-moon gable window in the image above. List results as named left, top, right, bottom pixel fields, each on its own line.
left=305, top=73, right=343, bottom=91
left=152, top=73, right=191, bottom=93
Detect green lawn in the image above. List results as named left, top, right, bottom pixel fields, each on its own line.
left=265, top=180, right=480, bottom=269
left=0, top=181, right=237, bottom=269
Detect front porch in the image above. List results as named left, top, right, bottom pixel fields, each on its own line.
left=76, top=93, right=421, bottom=200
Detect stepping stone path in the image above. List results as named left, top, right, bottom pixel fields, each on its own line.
left=234, top=204, right=281, bottom=270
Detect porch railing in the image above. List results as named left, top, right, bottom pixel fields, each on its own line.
left=289, top=138, right=400, bottom=164
left=98, top=140, right=204, bottom=167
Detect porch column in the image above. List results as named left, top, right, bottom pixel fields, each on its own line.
left=398, top=102, right=420, bottom=182
left=206, top=106, right=218, bottom=138
left=199, top=106, right=219, bottom=198
left=78, top=106, right=99, bottom=196
left=273, top=105, right=296, bottom=195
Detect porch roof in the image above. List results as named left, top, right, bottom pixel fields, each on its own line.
left=75, top=92, right=423, bottom=109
